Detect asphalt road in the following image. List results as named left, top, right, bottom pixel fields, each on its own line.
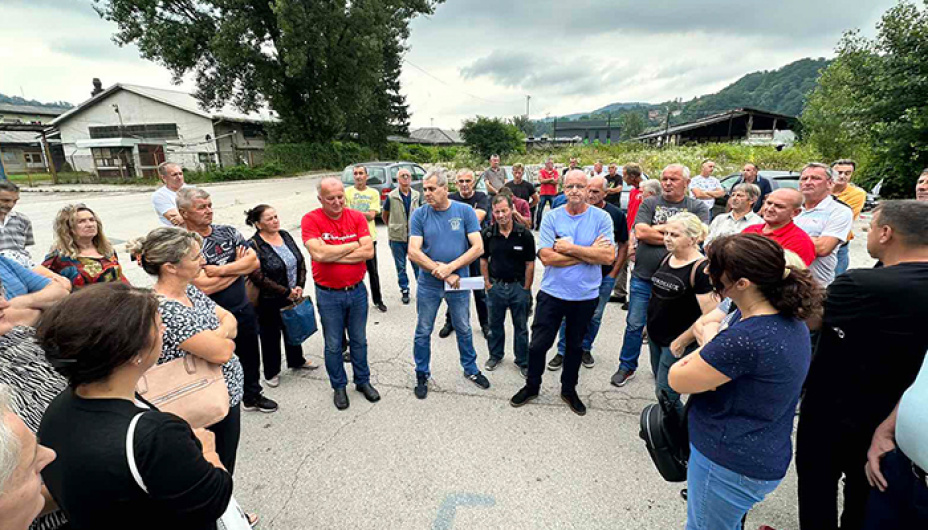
left=19, top=175, right=872, bottom=529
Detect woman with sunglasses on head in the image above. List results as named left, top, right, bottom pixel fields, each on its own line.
left=669, top=233, right=823, bottom=530
left=43, top=204, right=128, bottom=289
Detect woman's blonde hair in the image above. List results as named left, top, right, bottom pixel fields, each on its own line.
left=126, top=227, right=202, bottom=277
left=666, top=212, right=709, bottom=242
left=51, top=204, right=114, bottom=259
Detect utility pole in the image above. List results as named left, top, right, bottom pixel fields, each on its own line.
left=525, top=95, right=531, bottom=119
left=40, top=130, right=57, bottom=184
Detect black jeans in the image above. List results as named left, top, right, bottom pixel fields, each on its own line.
left=232, top=303, right=263, bottom=403
left=796, top=404, right=872, bottom=530
left=863, top=449, right=928, bottom=529
left=444, top=261, right=488, bottom=329
left=257, top=298, right=307, bottom=379
left=366, top=241, right=383, bottom=305
left=208, top=403, right=241, bottom=475
left=526, top=291, right=597, bottom=393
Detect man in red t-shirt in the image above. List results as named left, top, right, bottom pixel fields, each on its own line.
left=612, top=163, right=645, bottom=303
left=535, top=157, right=560, bottom=228
left=301, top=177, right=380, bottom=410
left=741, top=188, right=816, bottom=266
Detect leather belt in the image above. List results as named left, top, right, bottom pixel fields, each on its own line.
left=316, top=282, right=362, bottom=292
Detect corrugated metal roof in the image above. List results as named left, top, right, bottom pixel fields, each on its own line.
left=0, top=131, right=41, bottom=144
left=635, top=108, right=796, bottom=140
left=409, top=127, right=463, bottom=145
left=52, top=83, right=276, bottom=126
left=0, top=104, right=66, bottom=116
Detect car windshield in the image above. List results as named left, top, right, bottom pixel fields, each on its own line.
left=775, top=178, right=799, bottom=190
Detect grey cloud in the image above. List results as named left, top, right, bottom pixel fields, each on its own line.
left=49, top=38, right=139, bottom=61
left=460, top=51, right=615, bottom=97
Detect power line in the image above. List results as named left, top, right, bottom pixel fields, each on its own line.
left=402, top=59, right=524, bottom=106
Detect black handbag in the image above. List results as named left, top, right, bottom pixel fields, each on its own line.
left=639, top=391, right=691, bottom=482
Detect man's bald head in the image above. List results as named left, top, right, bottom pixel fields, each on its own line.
left=587, top=176, right=607, bottom=206
left=771, top=188, right=804, bottom=208
left=317, top=177, right=346, bottom=218
left=317, top=177, right=344, bottom=196
left=762, top=188, right=804, bottom=228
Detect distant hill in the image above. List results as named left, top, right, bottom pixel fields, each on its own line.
left=0, top=93, right=72, bottom=109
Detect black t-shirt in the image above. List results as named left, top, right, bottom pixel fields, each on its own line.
left=481, top=223, right=536, bottom=283
left=601, top=202, right=629, bottom=276
left=646, top=257, right=712, bottom=346
left=450, top=191, right=490, bottom=227
left=504, top=180, right=536, bottom=203
left=200, top=224, right=251, bottom=312
left=803, top=262, right=928, bottom=435
left=38, top=391, right=233, bottom=530
left=604, top=174, right=623, bottom=206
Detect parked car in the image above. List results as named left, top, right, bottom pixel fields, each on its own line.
left=711, top=170, right=802, bottom=217
left=340, top=161, right=428, bottom=205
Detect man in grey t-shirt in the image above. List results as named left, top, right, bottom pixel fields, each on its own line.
left=611, top=163, right=710, bottom=388
left=481, top=154, right=506, bottom=196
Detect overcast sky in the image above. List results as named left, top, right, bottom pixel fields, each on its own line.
left=1, top=0, right=898, bottom=129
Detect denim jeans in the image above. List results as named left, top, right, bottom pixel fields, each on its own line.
left=835, top=242, right=850, bottom=277
left=656, top=342, right=698, bottom=416
left=389, top=240, right=419, bottom=293
left=526, top=291, right=598, bottom=392
left=536, top=194, right=556, bottom=227
left=414, top=283, right=479, bottom=377
left=686, top=444, right=781, bottom=530
left=557, top=275, right=616, bottom=356
left=618, top=276, right=652, bottom=372
left=486, top=281, right=530, bottom=367
left=315, top=284, right=371, bottom=389
left=863, top=449, right=928, bottom=529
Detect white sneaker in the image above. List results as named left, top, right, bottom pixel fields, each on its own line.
left=266, top=375, right=280, bottom=388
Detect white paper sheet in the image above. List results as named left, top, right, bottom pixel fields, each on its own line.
left=443, top=276, right=486, bottom=291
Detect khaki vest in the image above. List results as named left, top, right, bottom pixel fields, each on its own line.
left=386, top=188, right=422, bottom=242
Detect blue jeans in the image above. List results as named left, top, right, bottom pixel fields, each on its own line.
left=389, top=240, right=419, bottom=293
left=686, top=444, right=781, bottom=530
left=315, top=285, right=371, bottom=389
left=863, top=449, right=928, bottom=529
left=656, top=342, right=698, bottom=416
left=835, top=242, right=850, bottom=277
left=618, top=276, right=652, bottom=372
left=414, top=283, right=479, bottom=377
left=557, top=275, right=616, bottom=355
left=486, top=281, right=530, bottom=367
left=536, top=194, right=556, bottom=227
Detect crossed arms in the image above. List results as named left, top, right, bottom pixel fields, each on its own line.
left=539, top=236, right=616, bottom=268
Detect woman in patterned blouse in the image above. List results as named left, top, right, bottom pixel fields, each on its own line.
left=42, top=204, right=129, bottom=289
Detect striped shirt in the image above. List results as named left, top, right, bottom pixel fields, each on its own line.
left=0, top=211, right=35, bottom=267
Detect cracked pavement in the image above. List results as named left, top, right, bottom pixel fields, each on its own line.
left=20, top=174, right=873, bottom=529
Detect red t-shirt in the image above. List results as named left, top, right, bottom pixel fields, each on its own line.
left=538, top=168, right=559, bottom=196
left=742, top=221, right=816, bottom=266
left=300, top=208, right=370, bottom=288
left=626, top=188, right=643, bottom=233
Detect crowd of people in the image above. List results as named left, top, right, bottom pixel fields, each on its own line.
left=0, top=157, right=926, bottom=529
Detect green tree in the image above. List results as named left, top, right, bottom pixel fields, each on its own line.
left=460, top=116, right=525, bottom=160
left=802, top=0, right=928, bottom=196
left=510, top=115, right=535, bottom=137
left=93, top=0, right=441, bottom=147
left=619, top=112, right=646, bottom=140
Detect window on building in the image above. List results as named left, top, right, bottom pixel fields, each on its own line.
left=241, top=123, right=264, bottom=139
left=89, top=123, right=179, bottom=140
left=23, top=152, right=44, bottom=165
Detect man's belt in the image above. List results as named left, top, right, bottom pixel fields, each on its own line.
left=316, top=282, right=362, bottom=292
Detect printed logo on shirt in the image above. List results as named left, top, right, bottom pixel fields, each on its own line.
left=321, top=232, right=358, bottom=242
left=449, top=217, right=462, bottom=231
left=653, top=205, right=690, bottom=225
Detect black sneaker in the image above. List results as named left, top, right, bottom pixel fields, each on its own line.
left=560, top=391, right=587, bottom=416
left=547, top=354, right=563, bottom=371
left=610, top=368, right=636, bottom=387
left=467, top=371, right=491, bottom=389
left=401, top=291, right=410, bottom=305
left=510, top=386, right=539, bottom=407
left=481, top=326, right=489, bottom=339
left=438, top=321, right=454, bottom=338
left=485, top=357, right=501, bottom=371
left=243, top=395, right=279, bottom=413
left=609, top=295, right=626, bottom=304
left=581, top=350, right=595, bottom=368
left=375, top=302, right=388, bottom=313
left=414, top=372, right=429, bottom=399
left=621, top=302, right=629, bottom=311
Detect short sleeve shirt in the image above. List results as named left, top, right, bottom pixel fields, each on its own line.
left=151, top=186, right=187, bottom=226
left=538, top=205, right=614, bottom=301
left=481, top=223, right=536, bottom=283
left=0, top=211, right=35, bottom=265
left=633, top=196, right=710, bottom=281
left=481, top=167, right=507, bottom=192
left=689, top=176, right=723, bottom=209
left=409, top=202, right=481, bottom=289
left=538, top=168, right=559, bottom=196
left=158, top=285, right=244, bottom=407
left=504, top=180, right=536, bottom=203
left=705, top=211, right=763, bottom=247
left=646, top=258, right=712, bottom=346
left=897, top=353, right=928, bottom=471
left=601, top=202, right=629, bottom=276
left=344, top=186, right=382, bottom=242
left=200, top=225, right=250, bottom=311
left=742, top=222, right=816, bottom=266
left=604, top=174, right=623, bottom=207
left=301, top=209, right=370, bottom=289
left=794, top=195, right=853, bottom=286
left=0, top=255, right=50, bottom=299
left=689, top=312, right=811, bottom=480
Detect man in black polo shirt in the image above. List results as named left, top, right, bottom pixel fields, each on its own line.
left=440, top=169, right=490, bottom=338
left=481, top=194, right=536, bottom=378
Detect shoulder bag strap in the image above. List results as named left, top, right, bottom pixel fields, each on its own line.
left=126, top=412, right=149, bottom=494
left=689, top=257, right=708, bottom=290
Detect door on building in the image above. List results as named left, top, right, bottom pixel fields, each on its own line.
left=92, top=147, right=136, bottom=179
left=137, top=144, right=166, bottom=178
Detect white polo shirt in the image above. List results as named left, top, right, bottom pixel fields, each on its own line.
left=794, top=195, right=853, bottom=286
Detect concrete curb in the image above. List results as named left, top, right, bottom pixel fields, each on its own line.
left=19, top=171, right=337, bottom=194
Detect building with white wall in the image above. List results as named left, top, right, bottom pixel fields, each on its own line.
left=51, top=83, right=275, bottom=178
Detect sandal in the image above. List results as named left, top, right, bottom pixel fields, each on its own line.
left=247, top=512, right=259, bottom=527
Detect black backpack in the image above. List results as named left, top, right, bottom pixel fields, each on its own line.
left=639, top=391, right=691, bottom=482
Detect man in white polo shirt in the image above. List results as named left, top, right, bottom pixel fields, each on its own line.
left=794, top=162, right=853, bottom=286
left=151, top=162, right=189, bottom=226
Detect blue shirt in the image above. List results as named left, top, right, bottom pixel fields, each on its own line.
left=409, top=201, right=481, bottom=289
left=552, top=193, right=567, bottom=208
left=897, top=352, right=928, bottom=471
left=688, top=312, right=810, bottom=480
left=538, top=205, right=614, bottom=301
left=0, top=255, right=50, bottom=300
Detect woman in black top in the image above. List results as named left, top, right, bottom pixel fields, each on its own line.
left=245, top=204, right=316, bottom=387
left=36, top=283, right=232, bottom=530
left=647, top=212, right=718, bottom=415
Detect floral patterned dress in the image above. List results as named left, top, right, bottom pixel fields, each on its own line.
left=42, top=250, right=129, bottom=289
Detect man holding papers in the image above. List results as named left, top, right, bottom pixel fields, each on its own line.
left=408, top=170, right=491, bottom=399
left=510, top=170, right=616, bottom=416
